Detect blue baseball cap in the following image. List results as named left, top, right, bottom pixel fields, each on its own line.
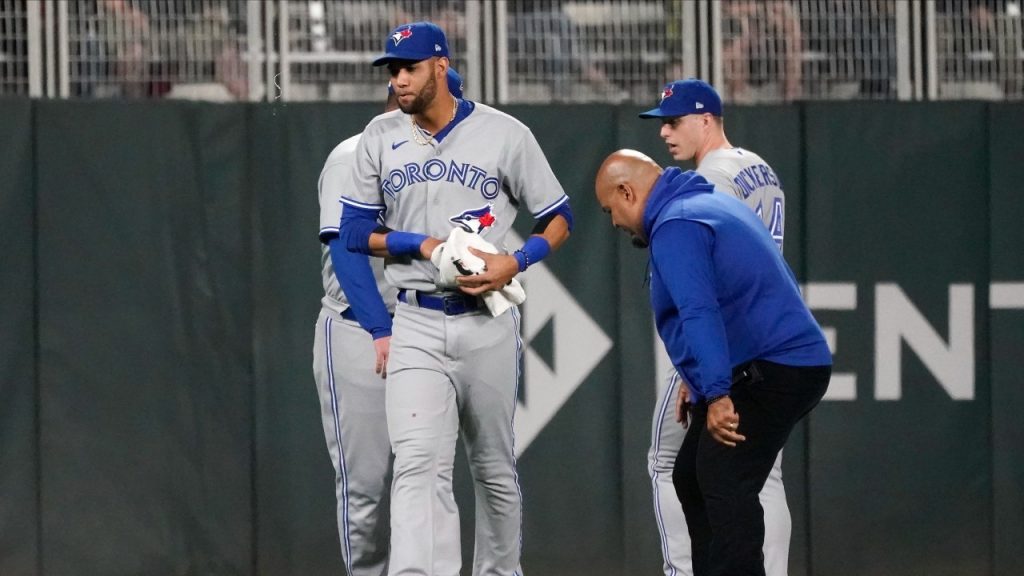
left=387, top=67, right=463, bottom=98
left=373, top=22, right=450, bottom=66
left=638, top=79, right=723, bottom=119
left=446, top=67, right=464, bottom=98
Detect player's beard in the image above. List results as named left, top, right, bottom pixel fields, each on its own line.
left=631, top=236, right=649, bottom=249
left=399, top=72, right=438, bottom=115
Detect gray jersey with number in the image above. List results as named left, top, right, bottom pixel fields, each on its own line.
left=319, top=133, right=397, bottom=316
left=345, top=102, right=568, bottom=291
left=698, top=147, right=785, bottom=250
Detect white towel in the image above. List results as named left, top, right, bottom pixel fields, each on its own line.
left=431, top=228, right=526, bottom=317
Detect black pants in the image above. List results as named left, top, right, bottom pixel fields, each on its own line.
left=672, top=360, right=831, bottom=576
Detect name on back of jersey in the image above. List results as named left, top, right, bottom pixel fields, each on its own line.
left=733, top=163, right=781, bottom=199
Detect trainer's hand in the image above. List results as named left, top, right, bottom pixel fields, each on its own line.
left=675, top=382, right=692, bottom=426
left=373, top=336, right=391, bottom=378
left=707, top=396, right=746, bottom=447
left=455, top=247, right=519, bottom=296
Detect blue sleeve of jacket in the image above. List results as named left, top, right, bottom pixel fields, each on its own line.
left=650, top=219, right=732, bottom=399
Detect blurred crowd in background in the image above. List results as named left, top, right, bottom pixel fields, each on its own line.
left=1, top=0, right=1021, bottom=103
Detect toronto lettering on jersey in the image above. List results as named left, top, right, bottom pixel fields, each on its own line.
left=381, top=160, right=500, bottom=200
left=732, top=163, right=780, bottom=199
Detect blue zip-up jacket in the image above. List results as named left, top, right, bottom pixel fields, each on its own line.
left=644, top=168, right=832, bottom=403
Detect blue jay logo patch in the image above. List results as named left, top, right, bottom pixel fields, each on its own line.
left=450, top=203, right=496, bottom=234
left=392, top=27, right=413, bottom=46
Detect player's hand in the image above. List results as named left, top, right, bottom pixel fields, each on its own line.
left=706, top=396, right=746, bottom=447
left=455, top=247, right=519, bottom=296
left=675, top=383, right=692, bottom=426
left=373, top=336, right=391, bottom=378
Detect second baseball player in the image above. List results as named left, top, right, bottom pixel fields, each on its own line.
left=639, top=79, right=791, bottom=576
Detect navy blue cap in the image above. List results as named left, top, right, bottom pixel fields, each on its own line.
left=387, top=67, right=463, bottom=98
left=373, top=22, right=450, bottom=66
left=638, top=79, right=723, bottom=119
left=445, top=67, right=464, bottom=98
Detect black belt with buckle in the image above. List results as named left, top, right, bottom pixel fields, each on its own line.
left=398, top=289, right=480, bottom=316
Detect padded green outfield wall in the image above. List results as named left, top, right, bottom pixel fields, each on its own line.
left=0, top=99, right=1021, bottom=576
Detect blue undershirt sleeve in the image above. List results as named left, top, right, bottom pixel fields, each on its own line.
left=650, top=220, right=732, bottom=399
left=547, top=201, right=574, bottom=233
left=338, top=202, right=380, bottom=255
left=328, top=235, right=392, bottom=339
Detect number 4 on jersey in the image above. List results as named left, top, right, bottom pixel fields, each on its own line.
left=768, top=196, right=784, bottom=251
left=756, top=197, right=785, bottom=252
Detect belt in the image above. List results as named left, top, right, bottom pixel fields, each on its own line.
left=398, top=289, right=481, bottom=316
left=732, top=361, right=765, bottom=385
left=339, top=308, right=394, bottom=322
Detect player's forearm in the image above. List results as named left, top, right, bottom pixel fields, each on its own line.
left=510, top=213, right=571, bottom=273
left=537, top=214, right=570, bottom=252
left=367, top=232, right=390, bottom=257
left=419, top=236, right=443, bottom=260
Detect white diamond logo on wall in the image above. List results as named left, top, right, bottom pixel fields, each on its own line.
left=511, top=234, right=613, bottom=457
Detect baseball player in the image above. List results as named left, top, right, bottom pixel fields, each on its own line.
left=337, top=22, right=573, bottom=576
left=313, top=68, right=465, bottom=576
left=638, top=78, right=790, bottom=576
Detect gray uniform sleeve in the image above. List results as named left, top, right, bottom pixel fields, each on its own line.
left=506, top=128, right=568, bottom=218
left=342, top=128, right=387, bottom=212
left=319, top=160, right=351, bottom=239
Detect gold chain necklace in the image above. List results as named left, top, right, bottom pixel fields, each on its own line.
left=410, top=95, right=458, bottom=146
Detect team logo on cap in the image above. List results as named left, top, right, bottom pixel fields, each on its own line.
left=450, top=203, right=496, bottom=234
left=391, top=27, right=413, bottom=46
left=661, top=85, right=673, bottom=102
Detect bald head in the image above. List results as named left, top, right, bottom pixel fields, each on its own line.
left=595, top=149, right=663, bottom=198
left=594, top=149, right=664, bottom=247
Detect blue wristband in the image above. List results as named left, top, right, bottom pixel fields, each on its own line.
left=513, top=251, right=528, bottom=271
left=385, top=231, right=429, bottom=257
left=514, top=236, right=552, bottom=272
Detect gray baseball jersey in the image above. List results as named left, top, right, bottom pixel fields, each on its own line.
left=319, top=134, right=398, bottom=316
left=346, top=102, right=568, bottom=292
left=345, top=100, right=567, bottom=576
left=650, top=147, right=790, bottom=576
left=698, top=147, right=785, bottom=250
